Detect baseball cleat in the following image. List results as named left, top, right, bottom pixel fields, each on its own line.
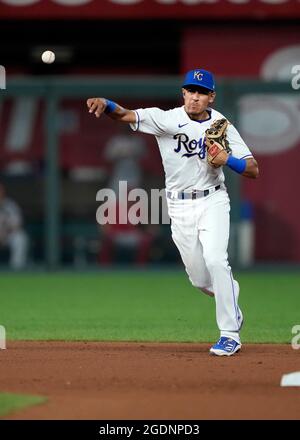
left=209, top=337, right=241, bottom=356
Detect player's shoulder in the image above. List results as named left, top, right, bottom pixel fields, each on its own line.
left=151, top=106, right=183, bottom=118
left=167, top=106, right=184, bottom=115
left=141, top=106, right=181, bottom=118
left=150, top=106, right=184, bottom=125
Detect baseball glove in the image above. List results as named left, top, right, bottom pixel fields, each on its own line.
left=205, top=118, right=232, bottom=168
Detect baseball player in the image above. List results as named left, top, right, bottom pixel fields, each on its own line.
left=0, top=182, right=28, bottom=270
left=87, top=69, right=259, bottom=356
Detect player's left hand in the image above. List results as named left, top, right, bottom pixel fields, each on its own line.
left=205, top=141, right=229, bottom=167
left=205, top=118, right=232, bottom=168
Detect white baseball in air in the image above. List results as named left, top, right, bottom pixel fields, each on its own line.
left=41, top=50, right=55, bottom=64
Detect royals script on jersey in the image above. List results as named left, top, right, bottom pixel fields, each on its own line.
left=130, top=106, right=253, bottom=191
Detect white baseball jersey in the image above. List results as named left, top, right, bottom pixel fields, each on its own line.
left=130, top=106, right=253, bottom=191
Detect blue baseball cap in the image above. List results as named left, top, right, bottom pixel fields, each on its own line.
left=182, top=69, right=215, bottom=92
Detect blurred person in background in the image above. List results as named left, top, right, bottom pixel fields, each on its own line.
left=99, top=127, right=156, bottom=264
left=0, top=183, right=29, bottom=270
left=104, top=126, right=147, bottom=193
left=98, top=188, right=156, bottom=266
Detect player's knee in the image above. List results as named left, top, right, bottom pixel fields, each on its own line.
left=190, top=279, right=201, bottom=289
left=190, top=279, right=214, bottom=297
left=189, top=277, right=202, bottom=289
left=205, top=255, right=227, bottom=272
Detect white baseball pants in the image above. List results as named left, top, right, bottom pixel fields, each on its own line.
left=167, top=187, right=243, bottom=342
left=6, top=230, right=29, bottom=270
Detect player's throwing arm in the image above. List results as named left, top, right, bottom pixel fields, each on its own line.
left=86, top=97, right=136, bottom=123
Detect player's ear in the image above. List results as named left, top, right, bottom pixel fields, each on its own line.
left=182, top=88, right=186, bottom=98
left=208, top=92, right=216, bottom=104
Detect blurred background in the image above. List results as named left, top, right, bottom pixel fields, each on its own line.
left=0, top=0, right=299, bottom=271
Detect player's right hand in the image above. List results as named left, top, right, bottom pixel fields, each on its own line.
left=86, top=98, right=106, bottom=118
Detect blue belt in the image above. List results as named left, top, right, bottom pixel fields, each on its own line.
left=167, top=185, right=221, bottom=200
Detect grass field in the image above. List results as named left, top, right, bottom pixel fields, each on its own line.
left=0, top=393, right=46, bottom=418
left=0, top=271, right=299, bottom=343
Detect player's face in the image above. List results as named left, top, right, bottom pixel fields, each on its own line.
left=182, top=87, right=215, bottom=118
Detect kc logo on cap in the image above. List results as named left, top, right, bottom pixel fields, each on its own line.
left=193, top=71, right=204, bottom=81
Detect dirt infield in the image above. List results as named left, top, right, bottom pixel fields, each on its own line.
left=1, top=342, right=300, bottom=419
